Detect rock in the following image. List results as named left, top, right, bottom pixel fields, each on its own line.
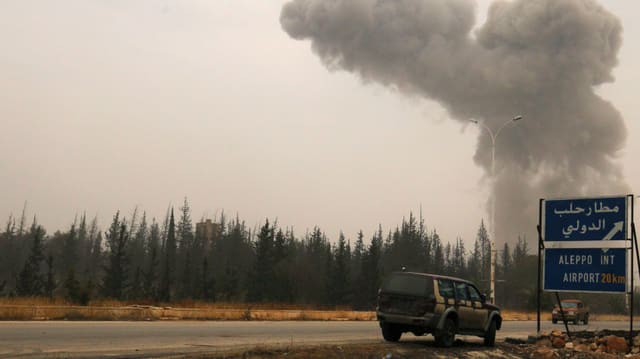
left=564, top=342, right=573, bottom=350
left=589, top=342, right=597, bottom=351
left=530, top=348, right=560, bottom=359
left=551, top=337, right=565, bottom=349
left=632, top=346, right=640, bottom=354
left=634, top=335, right=640, bottom=347
left=550, top=330, right=563, bottom=337
left=536, top=338, right=552, bottom=347
left=605, top=335, right=628, bottom=354
left=573, top=343, right=589, bottom=352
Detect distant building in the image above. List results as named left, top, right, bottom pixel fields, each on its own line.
left=196, top=219, right=220, bottom=250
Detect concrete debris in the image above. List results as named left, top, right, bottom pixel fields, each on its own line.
left=531, top=331, right=638, bottom=357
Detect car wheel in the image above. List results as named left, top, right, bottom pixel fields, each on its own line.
left=484, top=319, right=496, bottom=347
left=435, top=318, right=456, bottom=348
left=583, top=314, right=589, bottom=325
left=381, top=323, right=402, bottom=342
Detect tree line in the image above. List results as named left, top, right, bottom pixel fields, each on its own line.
left=0, top=199, right=629, bottom=311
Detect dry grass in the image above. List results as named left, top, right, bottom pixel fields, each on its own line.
left=0, top=298, right=375, bottom=321
left=0, top=298, right=628, bottom=322
left=500, top=310, right=628, bottom=321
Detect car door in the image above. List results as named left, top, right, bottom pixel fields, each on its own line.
left=454, top=281, right=474, bottom=329
left=467, top=284, right=489, bottom=330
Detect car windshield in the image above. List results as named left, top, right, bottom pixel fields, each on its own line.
left=382, top=274, right=433, bottom=297
left=561, top=302, right=578, bottom=308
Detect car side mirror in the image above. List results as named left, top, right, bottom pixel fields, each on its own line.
left=480, top=293, right=487, bottom=302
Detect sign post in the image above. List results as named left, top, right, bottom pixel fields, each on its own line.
left=537, top=195, right=634, bottom=339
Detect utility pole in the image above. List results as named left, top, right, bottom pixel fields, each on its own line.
left=470, top=115, right=523, bottom=304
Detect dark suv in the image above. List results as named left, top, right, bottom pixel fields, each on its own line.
left=376, top=271, right=502, bottom=347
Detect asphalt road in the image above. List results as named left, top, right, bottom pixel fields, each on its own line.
left=0, top=320, right=633, bottom=358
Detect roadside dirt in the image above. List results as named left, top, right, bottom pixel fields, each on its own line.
left=185, top=332, right=640, bottom=359
left=185, top=340, right=536, bottom=359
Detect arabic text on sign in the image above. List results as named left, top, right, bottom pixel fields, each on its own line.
left=553, top=201, right=620, bottom=216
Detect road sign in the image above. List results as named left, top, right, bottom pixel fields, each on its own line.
left=544, top=196, right=627, bottom=241
left=542, top=195, right=629, bottom=293
left=543, top=248, right=626, bottom=292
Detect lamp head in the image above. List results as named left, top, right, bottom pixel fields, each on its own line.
left=513, top=115, right=523, bottom=122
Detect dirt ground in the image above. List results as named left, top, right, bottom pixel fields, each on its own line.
left=184, top=340, right=538, bottom=359
left=184, top=334, right=640, bottom=359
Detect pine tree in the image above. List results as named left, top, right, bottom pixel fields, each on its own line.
left=272, top=228, right=293, bottom=303
left=248, top=219, right=275, bottom=302
left=190, top=218, right=207, bottom=300
left=357, top=226, right=382, bottom=309
left=382, top=213, right=425, bottom=273
left=513, top=235, right=528, bottom=264
left=143, top=220, right=161, bottom=300
left=0, top=215, right=16, bottom=294
left=87, top=217, right=102, bottom=284
left=451, top=238, right=466, bottom=277
left=61, top=221, right=79, bottom=280
left=16, top=224, right=46, bottom=296
left=431, top=230, right=444, bottom=273
left=329, top=232, right=350, bottom=305
left=127, top=212, right=148, bottom=299
left=468, top=237, right=482, bottom=284
left=212, top=216, right=253, bottom=302
left=101, top=212, right=129, bottom=300
left=159, top=209, right=177, bottom=302
left=177, top=198, right=194, bottom=299
left=77, top=213, right=91, bottom=282
left=300, top=227, right=331, bottom=304
left=476, top=220, right=490, bottom=284
left=351, top=231, right=364, bottom=287
left=178, top=198, right=194, bottom=249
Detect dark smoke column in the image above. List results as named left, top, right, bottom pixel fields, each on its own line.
left=280, top=0, right=629, bottom=251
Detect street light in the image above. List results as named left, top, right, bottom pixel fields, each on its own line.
left=470, top=115, right=523, bottom=304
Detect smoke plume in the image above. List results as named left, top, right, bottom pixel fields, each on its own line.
left=280, top=0, right=628, bottom=247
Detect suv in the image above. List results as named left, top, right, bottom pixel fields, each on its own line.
left=552, top=299, right=589, bottom=325
left=376, top=271, right=502, bottom=347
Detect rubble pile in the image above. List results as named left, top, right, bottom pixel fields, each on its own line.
left=530, top=330, right=640, bottom=358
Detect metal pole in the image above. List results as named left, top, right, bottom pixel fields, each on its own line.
left=555, top=292, right=571, bottom=340
left=537, top=224, right=542, bottom=335
left=631, top=195, right=637, bottom=342
left=490, top=134, right=496, bottom=304
left=632, top=222, right=637, bottom=341
left=537, top=198, right=544, bottom=335
left=470, top=115, right=522, bottom=304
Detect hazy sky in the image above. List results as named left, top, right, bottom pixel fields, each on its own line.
left=1, top=1, right=638, bottom=249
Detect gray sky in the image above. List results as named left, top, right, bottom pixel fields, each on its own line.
left=1, top=0, right=638, bottom=249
